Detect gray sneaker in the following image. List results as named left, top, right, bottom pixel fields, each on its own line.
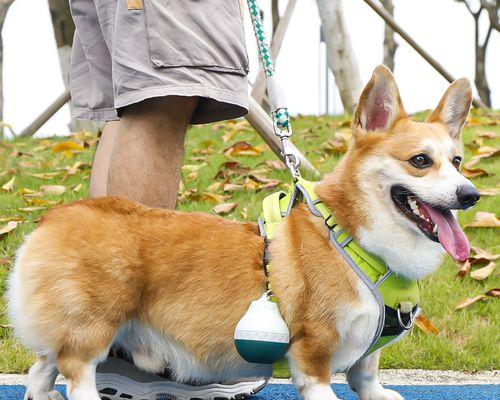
left=96, top=357, right=268, bottom=400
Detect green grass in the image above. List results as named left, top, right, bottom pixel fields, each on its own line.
left=0, top=112, right=498, bottom=373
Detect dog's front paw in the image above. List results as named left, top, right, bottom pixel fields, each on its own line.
left=357, top=387, right=404, bottom=400
left=24, top=390, right=65, bottom=400
left=47, top=391, right=65, bottom=400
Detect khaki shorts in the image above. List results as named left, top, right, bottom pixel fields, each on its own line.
left=69, top=0, right=249, bottom=124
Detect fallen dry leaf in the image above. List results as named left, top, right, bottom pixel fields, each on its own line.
left=485, top=288, right=500, bottom=297
left=474, top=145, right=499, bottom=158
left=24, top=198, right=59, bottom=207
left=0, top=258, right=10, bottom=267
left=63, top=161, right=92, bottom=176
left=206, top=182, right=224, bottom=193
left=221, top=129, right=238, bottom=143
left=223, top=183, right=243, bottom=192
left=25, top=171, right=61, bottom=179
left=52, top=141, right=84, bottom=153
left=322, top=138, right=348, bottom=155
left=470, top=246, right=500, bottom=263
left=182, top=164, right=205, bottom=173
left=199, top=192, right=227, bottom=204
left=464, top=212, right=500, bottom=228
left=415, top=313, right=440, bottom=335
left=177, top=188, right=197, bottom=203
left=40, top=185, right=66, bottom=196
left=264, top=160, right=286, bottom=170
left=457, top=260, right=472, bottom=278
left=18, top=206, right=47, bottom=212
left=470, top=262, right=497, bottom=281
left=9, top=149, right=20, bottom=158
left=72, top=183, right=83, bottom=192
left=213, top=202, right=238, bottom=215
left=187, top=156, right=208, bottom=163
left=200, top=139, right=216, bottom=149
left=0, top=216, right=23, bottom=223
left=186, top=171, right=198, bottom=182
left=260, top=180, right=281, bottom=190
left=0, top=220, right=19, bottom=238
left=461, top=167, right=493, bottom=179
left=463, top=158, right=481, bottom=169
left=240, top=207, right=249, bottom=220
left=248, top=168, right=269, bottom=176
left=2, top=177, right=15, bottom=192
left=477, top=131, right=498, bottom=139
left=464, top=146, right=500, bottom=169
left=224, top=141, right=262, bottom=157
left=214, top=161, right=250, bottom=180
left=455, top=295, right=487, bottom=310
left=242, top=178, right=260, bottom=190
left=478, top=188, right=500, bottom=196
left=20, top=188, right=41, bottom=197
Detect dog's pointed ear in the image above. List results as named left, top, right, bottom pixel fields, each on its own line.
left=352, top=65, right=407, bottom=133
left=427, top=78, right=472, bottom=139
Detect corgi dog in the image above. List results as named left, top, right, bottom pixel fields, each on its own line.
left=7, top=66, right=479, bottom=400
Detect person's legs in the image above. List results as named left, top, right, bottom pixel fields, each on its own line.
left=89, top=96, right=198, bottom=208
left=89, top=121, right=119, bottom=198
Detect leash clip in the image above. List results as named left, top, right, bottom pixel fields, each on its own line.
left=280, top=137, right=301, bottom=179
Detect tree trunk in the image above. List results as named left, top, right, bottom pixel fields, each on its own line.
left=316, top=0, right=362, bottom=113
left=474, top=27, right=492, bottom=108
left=461, top=0, right=496, bottom=108
left=48, top=0, right=99, bottom=132
left=272, top=0, right=280, bottom=34
left=0, top=0, right=15, bottom=139
left=381, top=0, right=397, bottom=71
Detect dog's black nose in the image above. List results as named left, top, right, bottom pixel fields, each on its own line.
left=456, top=186, right=480, bottom=209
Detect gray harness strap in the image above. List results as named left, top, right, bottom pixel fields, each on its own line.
left=294, top=183, right=388, bottom=362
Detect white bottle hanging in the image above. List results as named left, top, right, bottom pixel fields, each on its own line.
left=234, top=293, right=290, bottom=364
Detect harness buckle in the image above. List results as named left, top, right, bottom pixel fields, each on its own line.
left=397, top=302, right=414, bottom=331
left=325, top=215, right=335, bottom=229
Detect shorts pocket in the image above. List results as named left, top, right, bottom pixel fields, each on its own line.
left=143, top=0, right=249, bottom=76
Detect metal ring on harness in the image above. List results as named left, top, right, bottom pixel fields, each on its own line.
left=397, top=308, right=414, bottom=330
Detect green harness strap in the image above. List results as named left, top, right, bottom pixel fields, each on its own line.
left=259, top=178, right=420, bottom=378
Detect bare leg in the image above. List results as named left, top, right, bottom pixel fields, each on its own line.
left=346, top=351, right=403, bottom=400
left=89, top=121, right=120, bottom=198
left=107, top=96, right=198, bottom=208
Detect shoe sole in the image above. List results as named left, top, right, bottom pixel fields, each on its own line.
left=96, top=373, right=267, bottom=400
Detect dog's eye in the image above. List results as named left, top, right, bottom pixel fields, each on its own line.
left=409, top=154, right=433, bottom=169
left=452, top=156, right=462, bottom=170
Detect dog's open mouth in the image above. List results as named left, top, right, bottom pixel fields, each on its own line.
left=391, top=185, right=470, bottom=262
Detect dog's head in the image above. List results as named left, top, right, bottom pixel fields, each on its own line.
left=325, top=66, right=479, bottom=270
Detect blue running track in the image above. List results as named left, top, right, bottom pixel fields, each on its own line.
left=1, top=384, right=498, bottom=400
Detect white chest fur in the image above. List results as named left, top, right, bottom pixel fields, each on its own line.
left=330, top=281, right=380, bottom=372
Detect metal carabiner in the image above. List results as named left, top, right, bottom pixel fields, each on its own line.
left=280, top=137, right=301, bottom=178
left=397, top=307, right=414, bottom=330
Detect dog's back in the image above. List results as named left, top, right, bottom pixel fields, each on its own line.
left=7, top=197, right=268, bottom=391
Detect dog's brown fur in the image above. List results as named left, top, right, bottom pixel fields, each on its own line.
left=9, top=66, right=475, bottom=400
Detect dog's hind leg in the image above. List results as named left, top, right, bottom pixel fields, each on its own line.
left=288, top=331, right=341, bottom=400
left=57, top=354, right=105, bottom=400
left=346, top=351, right=403, bottom=400
left=24, top=354, right=64, bottom=400
left=54, top=323, right=116, bottom=400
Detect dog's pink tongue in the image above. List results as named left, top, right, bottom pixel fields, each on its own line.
left=419, top=203, right=470, bottom=262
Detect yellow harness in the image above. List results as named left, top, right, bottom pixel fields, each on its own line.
left=258, top=178, right=420, bottom=378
